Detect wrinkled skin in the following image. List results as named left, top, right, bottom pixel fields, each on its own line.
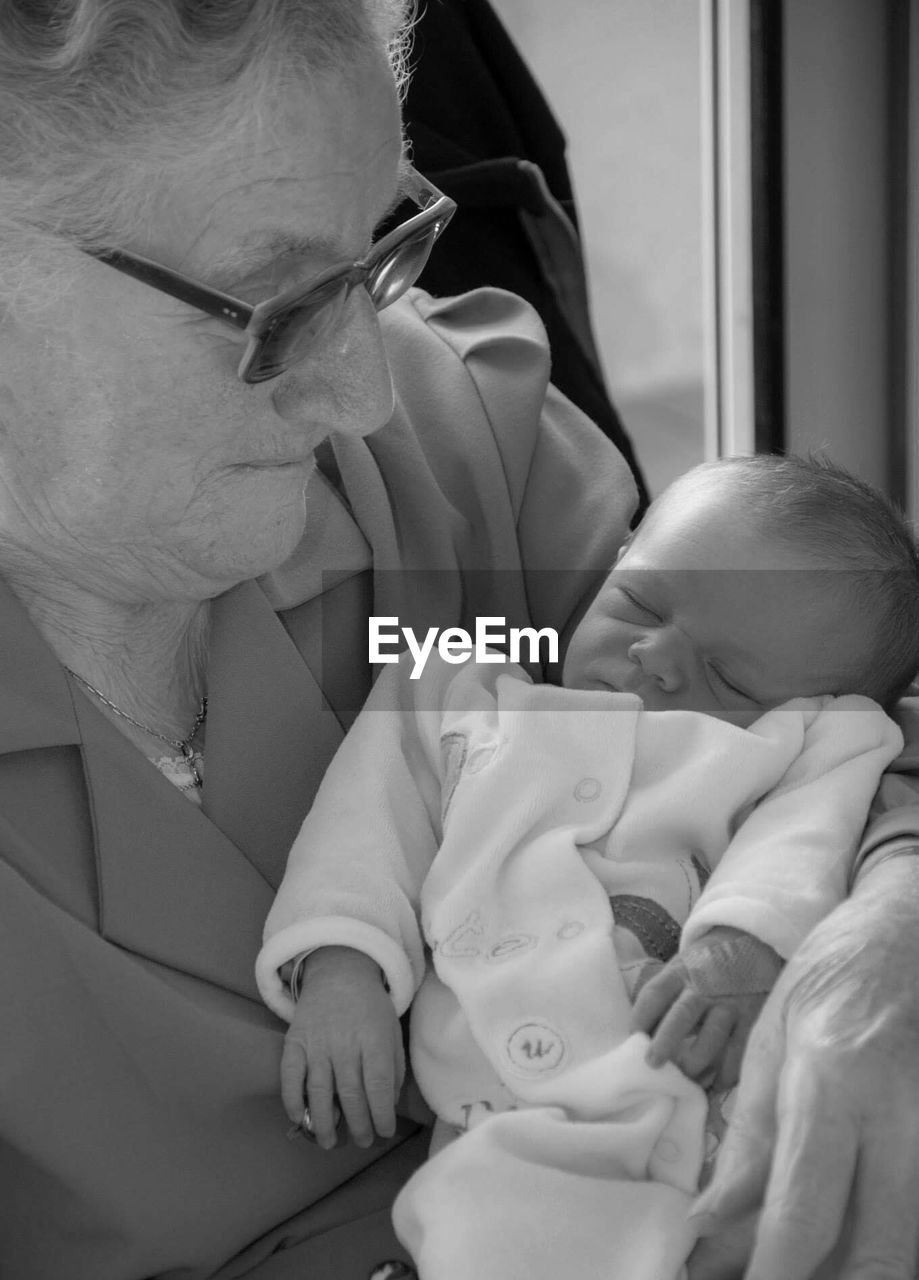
left=688, top=855, right=919, bottom=1280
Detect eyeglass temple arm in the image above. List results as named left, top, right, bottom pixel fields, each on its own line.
left=97, top=250, right=254, bottom=332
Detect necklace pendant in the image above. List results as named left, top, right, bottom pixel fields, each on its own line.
left=180, top=741, right=204, bottom=788
left=65, top=668, right=207, bottom=791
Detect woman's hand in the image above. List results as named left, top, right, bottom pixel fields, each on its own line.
left=281, top=946, right=405, bottom=1150
left=689, top=856, right=919, bottom=1280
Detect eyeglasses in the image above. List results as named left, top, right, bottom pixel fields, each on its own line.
left=93, top=166, right=456, bottom=384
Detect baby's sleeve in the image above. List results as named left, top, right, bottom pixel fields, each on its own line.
left=681, top=696, right=904, bottom=958
left=852, top=691, right=919, bottom=881
left=255, top=653, right=461, bottom=1022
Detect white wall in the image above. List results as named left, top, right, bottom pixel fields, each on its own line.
left=489, top=0, right=707, bottom=495
left=782, top=0, right=894, bottom=493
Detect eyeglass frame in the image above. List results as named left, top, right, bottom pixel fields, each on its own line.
left=91, top=165, right=456, bottom=384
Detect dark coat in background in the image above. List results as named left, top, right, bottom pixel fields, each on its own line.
left=402, top=0, right=650, bottom=514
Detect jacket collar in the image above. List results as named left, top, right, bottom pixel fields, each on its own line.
left=0, top=574, right=82, bottom=753
left=0, top=571, right=350, bottom=1002
left=201, top=578, right=349, bottom=886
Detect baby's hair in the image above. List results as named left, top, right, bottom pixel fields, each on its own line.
left=673, top=453, right=919, bottom=707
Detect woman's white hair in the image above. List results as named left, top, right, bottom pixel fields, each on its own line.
left=0, top=0, right=412, bottom=274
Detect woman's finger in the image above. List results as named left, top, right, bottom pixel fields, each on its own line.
left=831, top=1117, right=919, bottom=1279
left=744, top=1057, right=859, bottom=1280
left=691, top=990, right=785, bottom=1227
left=688, top=1214, right=760, bottom=1280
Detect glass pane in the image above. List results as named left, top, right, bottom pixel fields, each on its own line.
left=489, top=0, right=705, bottom=497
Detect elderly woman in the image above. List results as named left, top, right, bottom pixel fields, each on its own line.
left=1, top=4, right=918, bottom=1280
left=0, top=2, right=636, bottom=1277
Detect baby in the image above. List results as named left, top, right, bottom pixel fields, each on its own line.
left=256, top=455, right=919, bottom=1279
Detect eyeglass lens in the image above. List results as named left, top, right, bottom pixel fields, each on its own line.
left=365, top=225, right=439, bottom=310
left=250, top=278, right=350, bottom=382
left=247, top=220, right=442, bottom=382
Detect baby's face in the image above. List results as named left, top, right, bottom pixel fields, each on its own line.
left=562, top=481, right=868, bottom=726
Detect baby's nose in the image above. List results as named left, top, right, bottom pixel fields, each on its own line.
left=627, top=634, right=683, bottom=693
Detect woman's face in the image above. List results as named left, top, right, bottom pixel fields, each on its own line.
left=0, top=54, right=403, bottom=603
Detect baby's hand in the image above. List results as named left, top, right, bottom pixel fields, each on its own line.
left=630, top=926, right=783, bottom=1090
left=281, top=946, right=405, bottom=1150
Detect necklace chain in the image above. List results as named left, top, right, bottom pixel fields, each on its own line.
left=65, top=667, right=207, bottom=788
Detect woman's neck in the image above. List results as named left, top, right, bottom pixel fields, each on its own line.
left=9, top=575, right=211, bottom=743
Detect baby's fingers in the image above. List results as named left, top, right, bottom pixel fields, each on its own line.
left=364, top=1055, right=399, bottom=1140
left=373, top=1033, right=407, bottom=1138
left=631, top=966, right=686, bottom=1035
left=711, top=1001, right=763, bottom=1090
left=647, top=991, right=708, bottom=1067
left=679, top=1004, right=736, bottom=1080
left=280, top=1036, right=309, bottom=1126
left=332, top=1060, right=375, bottom=1149
left=305, top=1061, right=346, bottom=1150
left=712, top=1028, right=746, bottom=1092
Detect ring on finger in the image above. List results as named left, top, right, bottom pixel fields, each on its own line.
left=286, top=1101, right=343, bottom=1143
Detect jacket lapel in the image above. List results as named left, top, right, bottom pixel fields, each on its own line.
left=88, top=467, right=377, bottom=990
left=0, top=587, right=342, bottom=1004
left=0, top=576, right=80, bottom=751
left=0, top=578, right=265, bottom=1000
left=202, top=579, right=349, bottom=891
left=77, top=697, right=274, bottom=1002
left=0, top=466, right=374, bottom=1003
left=88, top=576, right=357, bottom=1000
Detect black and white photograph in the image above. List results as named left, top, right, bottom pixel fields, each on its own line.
left=0, top=1, right=917, bottom=1277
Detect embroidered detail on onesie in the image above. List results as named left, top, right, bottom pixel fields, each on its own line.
left=465, top=741, right=499, bottom=774
left=573, top=776, right=602, bottom=802
left=505, top=1022, right=567, bottom=1075
left=457, top=1099, right=498, bottom=1131
left=609, top=893, right=681, bottom=963
left=486, top=933, right=539, bottom=963
left=438, top=911, right=484, bottom=959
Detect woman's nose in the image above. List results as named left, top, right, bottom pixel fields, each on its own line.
left=271, top=289, right=394, bottom=436
left=627, top=634, right=683, bottom=692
